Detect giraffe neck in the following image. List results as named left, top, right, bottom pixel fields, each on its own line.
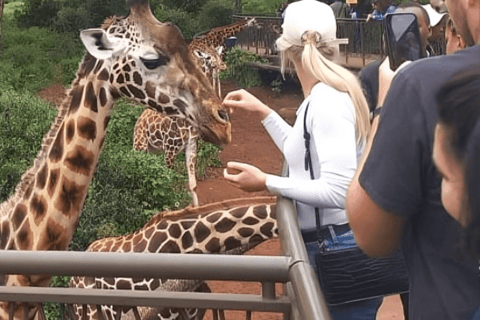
left=88, top=197, right=278, bottom=255
left=196, top=20, right=252, bottom=49
left=0, top=55, right=115, bottom=286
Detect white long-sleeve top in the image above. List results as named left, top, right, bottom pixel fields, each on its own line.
left=262, top=82, right=364, bottom=231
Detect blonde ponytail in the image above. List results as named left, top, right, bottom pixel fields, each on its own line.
left=279, top=31, right=370, bottom=145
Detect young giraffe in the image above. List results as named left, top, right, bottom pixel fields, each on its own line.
left=0, top=0, right=232, bottom=318
left=132, top=19, right=255, bottom=207
left=68, top=196, right=278, bottom=320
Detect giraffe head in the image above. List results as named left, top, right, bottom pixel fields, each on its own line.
left=191, top=44, right=227, bottom=77
left=80, top=0, right=231, bottom=145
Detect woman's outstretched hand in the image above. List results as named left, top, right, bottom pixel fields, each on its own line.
left=223, top=161, right=268, bottom=192
left=222, top=89, right=272, bottom=119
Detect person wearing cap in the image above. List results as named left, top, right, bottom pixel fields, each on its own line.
left=222, top=1, right=382, bottom=318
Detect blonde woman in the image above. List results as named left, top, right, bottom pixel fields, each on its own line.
left=222, top=0, right=380, bottom=318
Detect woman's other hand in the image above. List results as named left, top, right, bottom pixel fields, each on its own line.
left=222, top=89, right=272, bottom=119
left=223, top=161, right=268, bottom=192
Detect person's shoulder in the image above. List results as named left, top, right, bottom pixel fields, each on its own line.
left=360, top=59, right=383, bottom=79
left=310, top=83, right=354, bottom=115
left=397, top=46, right=480, bottom=84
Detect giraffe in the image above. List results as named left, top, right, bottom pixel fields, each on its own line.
left=191, top=17, right=256, bottom=97
left=68, top=196, right=278, bottom=320
left=0, top=0, right=232, bottom=318
left=132, top=19, right=255, bottom=207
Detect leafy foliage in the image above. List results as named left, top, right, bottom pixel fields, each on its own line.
left=241, top=0, right=284, bottom=15
left=220, top=47, right=269, bottom=88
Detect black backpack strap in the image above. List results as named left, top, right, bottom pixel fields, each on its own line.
left=303, top=103, right=323, bottom=243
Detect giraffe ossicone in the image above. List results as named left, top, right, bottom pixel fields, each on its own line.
left=0, top=0, right=231, bottom=319
left=68, top=196, right=278, bottom=320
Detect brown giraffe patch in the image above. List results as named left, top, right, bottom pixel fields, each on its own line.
left=47, top=168, right=60, bottom=198
left=133, top=72, right=142, bottom=86
left=117, top=279, right=133, bottom=290
left=260, top=222, right=275, bottom=238
left=120, top=86, right=132, bottom=98
left=125, top=73, right=131, bottom=82
left=16, top=218, right=32, bottom=250
left=214, top=217, right=236, bottom=233
left=36, top=164, right=48, bottom=190
left=148, top=231, right=167, bottom=253
left=194, top=221, right=210, bottom=243
left=144, top=227, right=154, bottom=239
left=134, top=239, right=147, bottom=252
left=30, top=193, right=47, bottom=225
left=122, top=64, right=131, bottom=72
left=84, top=82, right=98, bottom=113
left=205, top=237, right=220, bottom=252
left=66, top=119, right=75, bottom=145
left=122, top=242, right=131, bottom=252
left=249, top=234, right=264, bottom=246
left=12, top=204, right=27, bottom=230
left=172, top=99, right=187, bottom=112
left=157, top=220, right=168, bottom=230
left=69, top=85, right=84, bottom=115
left=161, top=240, right=180, bottom=253
left=38, top=218, right=67, bottom=250
left=180, top=221, right=195, bottom=230
left=242, top=217, right=260, bottom=226
left=99, top=87, right=108, bottom=107
left=77, top=116, right=97, bottom=141
left=133, top=233, right=143, bottom=244
left=64, top=145, right=95, bottom=176
left=49, top=123, right=65, bottom=163
left=253, top=205, right=268, bottom=219
left=98, top=69, right=109, bottom=82
left=0, top=221, right=11, bottom=249
left=145, top=81, right=156, bottom=99
left=230, top=207, right=248, bottom=219
left=181, top=231, right=194, bottom=249
left=225, top=237, right=242, bottom=251
left=127, top=84, right=146, bottom=100
left=237, top=227, right=255, bottom=238
left=168, top=224, right=181, bottom=239
left=206, top=212, right=222, bottom=223
left=55, top=176, right=85, bottom=217
left=158, top=92, right=170, bottom=104
left=117, top=74, right=125, bottom=84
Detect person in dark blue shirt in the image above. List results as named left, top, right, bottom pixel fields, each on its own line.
left=347, top=0, right=480, bottom=318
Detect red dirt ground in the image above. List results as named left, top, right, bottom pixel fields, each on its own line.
left=39, top=80, right=404, bottom=320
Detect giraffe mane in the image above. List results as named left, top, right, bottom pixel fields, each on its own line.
left=0, top=52, right=100, bottom=217
left=154, top=196, right=277, bottom=222
left=101, top=15, right=124, bottom=31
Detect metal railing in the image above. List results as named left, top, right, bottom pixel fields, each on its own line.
left=0, top=196, right=331, bottom=320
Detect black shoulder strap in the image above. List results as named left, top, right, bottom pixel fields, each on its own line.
left=303, top=103, right=323, bottom=241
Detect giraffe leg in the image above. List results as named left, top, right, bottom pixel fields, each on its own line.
left=185, top=135, right=198, bottom=207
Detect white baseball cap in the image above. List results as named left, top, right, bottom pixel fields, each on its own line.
left=276, top=0, right=345, bottom=50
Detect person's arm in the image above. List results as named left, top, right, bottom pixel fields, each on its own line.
left=265, top=94, right=359, bottom=209
left=346, top=116, right=406, bottom=257
left=347, top=65, right=423, bottom=258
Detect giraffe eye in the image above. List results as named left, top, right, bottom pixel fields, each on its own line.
left=140, top=56, right=169, bottom=69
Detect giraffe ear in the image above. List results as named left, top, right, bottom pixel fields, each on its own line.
left=80, top=28, right=123, bottom=60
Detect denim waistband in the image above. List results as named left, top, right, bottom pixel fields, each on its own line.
left=301, top=223, right=350, bottom=243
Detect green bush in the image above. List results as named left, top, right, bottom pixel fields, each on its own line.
left=197, top=0, right=236, bottom=32
left=0, top=11, right=84, bottom=91
left=220, top=47, right=269, bottom=88
left=0, top=89, right=58, bottom=200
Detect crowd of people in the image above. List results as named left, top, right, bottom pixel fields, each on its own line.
left=222, top=0, right=480, bottom=319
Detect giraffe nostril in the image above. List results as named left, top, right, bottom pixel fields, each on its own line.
left=218, top=109, right=230, bottom=122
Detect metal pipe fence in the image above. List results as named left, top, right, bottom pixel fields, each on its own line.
left=0, top=196, right=331, bottom=320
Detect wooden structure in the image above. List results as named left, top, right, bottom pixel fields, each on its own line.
left=233, top=15, right=446, bottom=71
